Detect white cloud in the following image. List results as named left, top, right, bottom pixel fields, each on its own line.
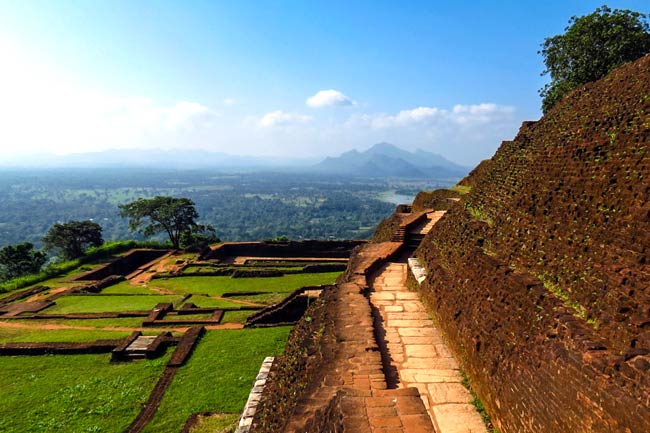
left=340, top=103, right=519, bottom=164
left=306, top=89, right=355, bottom=108
left=0, top=37, right=520, bottom=166
left=349, top=103, right=515, bottom=129
left=0, top=38, right=220, bottom=156
left=101, top=98, right=215, bottom=130
left=259, top=110, right=313, bottom=127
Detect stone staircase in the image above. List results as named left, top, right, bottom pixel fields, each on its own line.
left=282, top=243, right=437, bottom=433
left=391, top=227, right=407, bottom=242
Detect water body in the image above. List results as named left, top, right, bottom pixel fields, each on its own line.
left=380, top=191, right=415, bottom=205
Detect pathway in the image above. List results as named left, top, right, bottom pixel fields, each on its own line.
left=370, top=263, right=487, bottom=433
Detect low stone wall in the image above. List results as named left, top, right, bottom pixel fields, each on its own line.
left=71, top=249, right=169, bottom=281
left=249, top=289, right=334, bottom=433
left=0, top=285, right=49, bottom=307
left=245, top=286, right=329, bottom=328
left=203, top=240, right=364, bottom=261
left=0, top=339, right=123, bottom=356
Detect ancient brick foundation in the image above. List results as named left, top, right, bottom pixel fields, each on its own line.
left=203, top=240, right=365, bottom=261
left=71, top=249, right=169, bottom=281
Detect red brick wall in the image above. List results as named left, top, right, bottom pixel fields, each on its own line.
left=416, top=56, right=650, bottom=433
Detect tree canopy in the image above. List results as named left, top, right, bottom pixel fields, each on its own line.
left=539, top=5, right=650, bottom=112
left=0, top=242, right=47, bottom=281
left=42, top=220, right=104, bottom=260
left=119, top=196, right=212, bottom=249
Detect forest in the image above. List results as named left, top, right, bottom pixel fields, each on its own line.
left=0, top=168, right=453, bottom=247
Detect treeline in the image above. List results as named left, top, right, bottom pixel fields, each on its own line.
left=0, top=170, right=401, bottom=246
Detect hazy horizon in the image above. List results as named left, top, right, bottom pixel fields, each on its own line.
left=0, top=0, right=646, bottom=166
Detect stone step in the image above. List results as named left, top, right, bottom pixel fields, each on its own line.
left=126, top=336, right=157, bottom=352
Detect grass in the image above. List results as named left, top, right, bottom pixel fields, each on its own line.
left=0, top=327, right=133, bottom=343
left=228, top=292, right=287, bottom=305
left=466, top=205, right=494, bottom=226
left=100, top=281, right=161, bottom=295
left=8, top=317, right=149, bottom=328
left=150, top=272, right=341, bottom=297
left=143, top=328, right=291, bottom=433
left=221, top=310, right=254, bottom=324
left=461, top=372, right=500, bottom=433
left=0, top=353, right=169, bottom=433
left=44, top=295, right=183, bottom=314
left=189, top=413, right=239, bottom=433
left=450, top=185, right=472, bottom=194
left=182, top=295, right=243, bottom=309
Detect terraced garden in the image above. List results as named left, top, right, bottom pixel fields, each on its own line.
left=0, top=242, right=350, bottom=433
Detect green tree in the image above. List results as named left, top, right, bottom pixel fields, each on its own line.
left=540, top=5, right=650, bottom=112
left=0, top=243, right=47, bottom=281
left=43, top=220, right=104, bottom=260
left=119, top=196, right=213, bottom=249
left=179, top=224, right=220, bottom=251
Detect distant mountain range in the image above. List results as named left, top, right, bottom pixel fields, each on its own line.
left=312, top=142, right=468, bottom=178
left=1, top=149, right=318, bottom=170
left=2, top=143, right=468, bottom=179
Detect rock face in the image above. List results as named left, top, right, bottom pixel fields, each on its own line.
left=415, top=55, right=650, bottom=432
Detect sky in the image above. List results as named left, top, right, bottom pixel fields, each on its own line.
left=0, top=0, right=647, bottom=166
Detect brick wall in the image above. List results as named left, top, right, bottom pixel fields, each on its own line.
left=415, top=55, right=650, bottom=433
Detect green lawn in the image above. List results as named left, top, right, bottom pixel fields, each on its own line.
left=0, top=353, right=169, bottom=433
left=100, top=281, right=160, bottom=295
left=44, top=295, right=183, bottom=314
left=143, top=328, right=291, bottom=433
left=227, top=292, right=287, bottom=306
left=221, top=310, right=254, bottom=324
left=188, top=413, right=240, bottom=433
left=181, top=295, right=243, bottom=309
left=0, top=327, right=132, bottom=343
left=8, top=317, right=149, bottom=328
left=150, top=272, right=340, bottom=297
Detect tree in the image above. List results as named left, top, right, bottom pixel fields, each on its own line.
left=539, top=5, right=650, bottom=112
left=119, top=196, right=212, bottom=249
left=179, top=224, right=220, bottom=251
left=43, top=220, right=104, bottom=260
left=0, top=243, right=47, bottom=281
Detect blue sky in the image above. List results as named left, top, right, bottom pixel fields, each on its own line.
left=0, top=0, right=647, bottom=165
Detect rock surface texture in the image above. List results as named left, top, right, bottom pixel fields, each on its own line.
left=416, top=55, right=650, bottom=432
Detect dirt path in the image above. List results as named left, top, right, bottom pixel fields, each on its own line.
left=370, top=263, right=487, bottom=433
left=26, top=286, right=71, bottom=303
left=129, top=253, right=181, bottom=285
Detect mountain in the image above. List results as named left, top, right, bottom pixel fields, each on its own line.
left=1, top=149, right=320, bottom=170
left=313, top=142, right=468, bottom=178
